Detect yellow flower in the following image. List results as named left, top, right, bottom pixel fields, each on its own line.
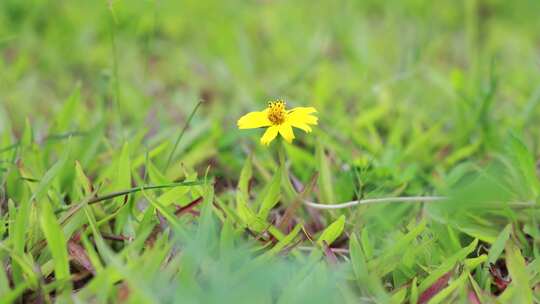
left=237, top=99, right=318, bottom=145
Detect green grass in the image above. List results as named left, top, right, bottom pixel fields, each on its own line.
left=1, top=0, right=540, bottom=303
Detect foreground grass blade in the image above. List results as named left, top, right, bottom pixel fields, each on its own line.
left=349, top=234, right=389, bottom=302
left=258, top=166, right=281, bottom=220
left=418, top=239, right=478, bottom=294
left=317, top=215, right=345, bottom=246
left=40, top=200, right=71, bottom=291
left=503, top=241, right=533, bottom=303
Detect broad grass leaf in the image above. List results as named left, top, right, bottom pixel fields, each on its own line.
left=113, top=142, right=131, bottom=234
left=119, top=142, right=132, bottom=186
left=316, top=143, right=335, bottom=204
left=9, top=197, right=31, bottom=286
left=444, top=141, right=481, bottom=168
left=410, top=277, right=418, bottom=304
left=390, top=287, right=407, bottom=304
left=350, top=234, right=369, bottom=285
left=317, top=215, right=345, bottom=246
left=464, top=255, right=487, bottom=270
left=74, top=160, right=93, bottom=196
left=284, top=143, right=315, bottom=181
left=361, top=227, right=374, bottom=260
left=157, top=186, right=190, bottom=206
left=132, top=141, right=169, bottom=170
left=418, top=239, right=478, bottom=294
left=0, top=255, right=10, bottom=295
left=426, top=271, right=468, bottom=304
left=257, top=169, right=281, bottom=220
left=141, top=189, right=181, bottom=231
left=197, top=185, right=217, bottom=247
left=80, top=233, right=104, bottom=273
left=265, top=223, right=302, bottom=257
left=504, top=241, right=532, bottom=303
left=78, top=122, right=104, bottom=167
left=504, top=133, right=540, bottom=199
left=349, top=234, right=389, bottom=301
left=146, top=159, right=169, bottom=185
left=237, top=195, right=267, bottom=232
left=30, top=143, right=70, bottom=202
left=0, top=283, right=31, bottom=304
left=21, top=118, right=33, bottom=147
left=237, top=155, right=252, bottom=205
left=369, top=220, right=427, bottom=277
left=53, top=84, right=80, bottom=132
left=219, top=219, right=235, bottom=254
left=40, top=200, right=71, bottom=287
left=488, top=224, right=511, bottom=263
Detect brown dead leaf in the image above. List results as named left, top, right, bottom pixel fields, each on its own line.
left=68, top=239, right=95, bottom=275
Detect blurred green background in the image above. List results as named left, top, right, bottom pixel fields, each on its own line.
left=1, top=0, right=540, bottom=302
left=3, top=0, right=540, bottom=191
left=2, top=0, right=540, bottom=138
left=3, top=0, right=540, bottom=209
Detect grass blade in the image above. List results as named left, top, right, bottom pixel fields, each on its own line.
left=165, top=101, right=202, bottom=170
left=40, top=200, right=71, bottom=290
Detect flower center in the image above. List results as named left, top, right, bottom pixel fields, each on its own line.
left=267, top=100, right=286, bottom=125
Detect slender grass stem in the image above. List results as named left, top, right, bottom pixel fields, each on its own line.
left=54, top=181, right=201, bottom=216
left=165, top=101, right=202, bottom=170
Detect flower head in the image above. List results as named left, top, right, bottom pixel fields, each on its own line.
left=237, top=99, right=318, bottom=145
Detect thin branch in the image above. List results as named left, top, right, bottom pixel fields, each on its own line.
left=304, top=196, right=447, bottom=210
left=304, top=196, right=537, bottom=210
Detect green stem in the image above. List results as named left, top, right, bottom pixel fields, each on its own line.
left=278, top=141, right=297, bottom=199
left=165, top=101, right=202, bottom=171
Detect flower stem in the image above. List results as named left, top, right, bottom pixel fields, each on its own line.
left=277, top=141, right=296, bottom=198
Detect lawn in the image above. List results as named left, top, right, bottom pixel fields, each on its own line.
left=1, top=0, right=540, bottom=303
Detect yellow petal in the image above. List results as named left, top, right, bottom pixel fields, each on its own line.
left=278, top=123, right=295, bottom=143
left=288, top=107, right=317, bottom=115
left=290, top=122, right=312, bottom=133
left=260, top=125, right=279, bottom=145
left=287, top=111, right=318, bottom=126
left=237, top=110, right=271, bottom=129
